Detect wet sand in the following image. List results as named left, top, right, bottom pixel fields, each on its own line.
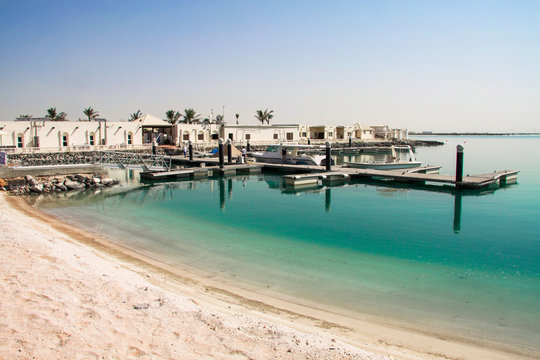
left=0, top=192, right=530, bottom=359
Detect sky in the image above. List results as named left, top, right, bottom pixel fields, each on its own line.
left=1, top=0, right=539, bottom=132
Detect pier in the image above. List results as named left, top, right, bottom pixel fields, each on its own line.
left=141, top=161, right=518, bottom=190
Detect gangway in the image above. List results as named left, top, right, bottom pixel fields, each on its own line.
left=97, top=151, right=171, bottom=171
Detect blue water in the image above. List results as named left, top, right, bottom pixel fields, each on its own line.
left=38, top=136, right=540, bottom=355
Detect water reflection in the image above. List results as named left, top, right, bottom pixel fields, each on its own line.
left=36, top=170, right=515, bottom=234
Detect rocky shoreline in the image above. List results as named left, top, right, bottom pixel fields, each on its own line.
left=0, top=173, right=119, bottom=195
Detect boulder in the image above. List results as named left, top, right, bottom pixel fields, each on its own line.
left=91, top=177, right=101, bottom=185
left=24, top=175, right=34, bottom=182
left=64, top=180, right=85, bottom=190
left=56, top=184, right=68, bottom=192
left=75, top=174, right=89, bottom=183
left=101, top=177, right=114, bottom=186
left=8, top=178, right=26, bottom=191
left=29, top=184, right=44, bottom=193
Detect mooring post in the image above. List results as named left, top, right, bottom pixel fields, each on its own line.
left=247, top=140, right=251, bottom=152
left=456, top=145, right=464, bottom=186
left=308, top=138, right=311, bottom=145
left=218, top=138, right=224, bottom=169
left=227, top=139, right=232, bottom=164
left=188, top=140, right=193, bottom=161
left=349, top=136, right=352, bottom=147
left=325, top=141, right=331, bottom=171
left=152, top=140, right=157, bottom=155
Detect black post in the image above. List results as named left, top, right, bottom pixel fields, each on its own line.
left=227, top=139, right=232, bottom=164
left=325, top=141, right=331, bottom=171
left=308, top=138, right=311, bottom=145
left=348, top=136, right=352, bottom=147
left=152, top=140, right=157, bottom=155
left=188, top=140, right=193, bottom=161
left=247, top=140, right=251, bottom=152
left=455, top=145, right=464, bottom=185
left=218, top=138, right=224, bottom=169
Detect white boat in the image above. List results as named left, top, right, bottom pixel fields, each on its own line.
left=345, top=145, right=421, bottom=170
left=252, top=144, right=330, bottom=166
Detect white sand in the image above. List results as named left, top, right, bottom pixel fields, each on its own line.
left=0, top=192, right=532, bottom=359
left=0, top=192, right=392, bottom=359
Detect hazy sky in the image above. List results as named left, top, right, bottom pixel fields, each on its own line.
left=1, top=1, right=539, bottom=131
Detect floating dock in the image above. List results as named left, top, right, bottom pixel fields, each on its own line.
left=140, top=163, right=262, bottom=180
left=141, top=159, right=518, bottom=190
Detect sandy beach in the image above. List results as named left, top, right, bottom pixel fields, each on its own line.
left=0, top=192, right=531, bottom=360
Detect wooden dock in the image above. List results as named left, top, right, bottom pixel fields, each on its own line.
left=140, top=163, right=262, bottom=180
left=142, top=158, right=518, bottom=190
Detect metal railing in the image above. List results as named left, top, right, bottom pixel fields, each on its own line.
left=97, top=151, right=171, bottom=171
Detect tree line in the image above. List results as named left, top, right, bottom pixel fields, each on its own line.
left=19, top=107, right=275, bottom=125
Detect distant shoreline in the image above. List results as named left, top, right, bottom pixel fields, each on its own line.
left=410, top=132, right=540, bottom=136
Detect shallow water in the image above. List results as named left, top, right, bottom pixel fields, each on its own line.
left=38, top=136, right=540, bottom=354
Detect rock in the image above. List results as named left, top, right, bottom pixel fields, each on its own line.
left=75, top=174, right=89, bottom=183
left=24, top=175, right=34, bottom=182
left=101, top=177, right=114, bottom=186
left=29, top=184, right=44, bottom=193
left=8, top=178, right=26, bottom=191
left=54, top=184, right=68, bottom=192
left=91, top=177, right=101, bottom=185
left=64, top=180, right=85, bottom=190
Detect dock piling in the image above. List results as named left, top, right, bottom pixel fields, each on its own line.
left=456, top=145, right=464, bottom=186
left=227, top=139, right=232, bottom=164
left=325, top=141, right=332, bottom=171
left=188, top=140, right=193, bottom=161
left=247, top=140, right=251, bottom=152
left=349, top=136, right=352, bottom=147
left=219, top=138, right=224, bottom=169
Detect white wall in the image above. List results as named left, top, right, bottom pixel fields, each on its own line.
left=0, top=121, right=142, bottom=149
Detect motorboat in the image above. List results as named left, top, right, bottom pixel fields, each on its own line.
left=344, top=145, right=421, bottom=170
left=251, top=144, right=331, bottom=166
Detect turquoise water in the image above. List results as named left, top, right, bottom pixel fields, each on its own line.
left=39, top=136, right=540, bottom=355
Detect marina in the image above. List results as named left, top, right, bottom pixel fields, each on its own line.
left=138, top=144, right=518, bottom=191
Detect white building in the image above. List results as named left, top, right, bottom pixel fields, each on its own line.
left=0, top=119, right=142, bottom=152
left=0, top=113, right=406, bottom=153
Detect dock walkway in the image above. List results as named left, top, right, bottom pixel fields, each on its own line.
left=142, top=158, right=519, bottom=190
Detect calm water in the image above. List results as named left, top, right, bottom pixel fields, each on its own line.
left=38, top=136, right=540, bottom=355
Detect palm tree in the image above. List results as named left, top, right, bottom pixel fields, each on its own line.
left=235, top=113, right=239, bottom=125
left=129, top=110, right=142, bottom=121
left=215, top=114, right=224, bottom=124
left=165, top=110, right=182, bottom=124
left=45, top=107, right=67, bottom=121
left=182, top=108, right=201, bottom=124
left=255, top=109, right=274, bottom=125
left=83, top=106, right=99, bottom=121
left=18, top=114, right=32, bottom=119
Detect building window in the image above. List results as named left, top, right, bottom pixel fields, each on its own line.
left=245, top=134, right=251, bottom=140
left=328, top=132, right=333, bottom=137
left=273, top=134, right=278, bottom=140
left=183, top=134, right=189, bottom=141
left=228, top=133, right=233, bottom=140
left=211, top=133, right=219, bottom=140
left=89, top=133, right=95, bottom=146
left=286, top=132, right=293, bottom=140
left=348, top=132, right=352, bottom=136
left=301, top=132, right=307, bottom=137
left=17, top=135, right=23, bottom=148
left=127, top=133, right=133, bottom=145
left=198, top=133, right=204, bottom=141
left=62, top=134, right=68, bottom=147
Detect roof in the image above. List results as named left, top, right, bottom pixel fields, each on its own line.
left=137, top=114, right=171, bottom=127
